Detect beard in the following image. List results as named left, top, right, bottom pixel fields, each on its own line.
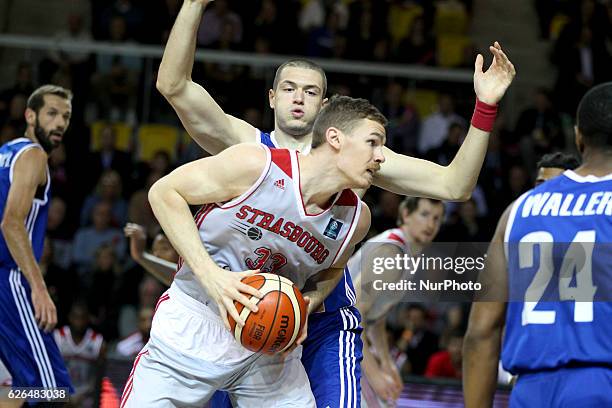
left=34, top=118, right=57, bottom=153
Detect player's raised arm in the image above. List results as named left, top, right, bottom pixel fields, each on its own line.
left=462, top=205, right=511, bottom=408
left=124, top=223, right=177, bottom=287
left=374, top=42, right=516, bottom=201
left=148, top=143, right=265, bottom=328
left=156, top=0, right=256, bottom=154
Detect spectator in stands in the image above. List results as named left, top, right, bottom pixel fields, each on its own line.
left=72, top=201, right=126, bottom=275
left=396, top=16, right=436, bottom=65
left=298, top=0, right=325, bottom=34
left=551, top=0, right=612, bottom=113
left=378, top=82, right=420, bottom=155
left=371, top=190, right=402, bottom=234
left=425, top=329, right=464, bottom=379
left=438, top=198, right=491, bottom=241
left=90, top=125, right=133, bottom=191
left=54, top=301, right=106, bottom=408
left=425, top=122, right=466, bottom=166
left=46, top=197, right=73, bottom=269
left=418, top=93, right=466, bottom=154
left=516, top=88, right=564, bottom=170
left=42, top=237, right=78, bottom=326
left=48, top=143, right=70, bottom=200
left=81, top=170, right=128, bottom=227
left=42, top=13, right=93, bottom=91
left=100, top=0, right=144, bottom=42
left=86, top=244, right=122, bottom=339
left=127, top=171, right=162, bottom=239
left=0, top=62, right=34, bottom=122
left=504, top=164, right=530, bottom=203
left=307, top=7, right=344, bottom=58
left=116, top=306, right=154, bottom=357
left=197, top=0, right=242, bottom=47
left=3, top=94, right=27, bottom=131
left=252, top=0, right=280, bottom=51
left=346, top=0, right=389, bottom=60
left=397, top=304, right=439, bottom=376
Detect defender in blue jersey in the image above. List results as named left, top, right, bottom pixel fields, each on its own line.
left=0, top=85, right=74, bottom=406
left=157, top=2, right=515, bottom=406
left=464, top=83, right=612, bottom=407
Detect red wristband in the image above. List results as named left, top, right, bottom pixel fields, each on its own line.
left=471, top=98, right=498, bottom=132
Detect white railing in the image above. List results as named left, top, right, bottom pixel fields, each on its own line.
left=0, top=34, right=479, bottom=122
left=0, top=34, right=473, bottom=82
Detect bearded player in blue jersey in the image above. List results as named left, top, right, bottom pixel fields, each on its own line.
left=156, top=1, right=515, bottom=406
left=463, top=82, right=612, bottom=407
left=0, top=85, right=74, bottom=407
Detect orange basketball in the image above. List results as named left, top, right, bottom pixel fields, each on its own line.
left=228, top=273, right=307, bottom=355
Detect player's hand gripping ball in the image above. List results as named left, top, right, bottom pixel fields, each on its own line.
left=228, top=273, right=307, bottom=355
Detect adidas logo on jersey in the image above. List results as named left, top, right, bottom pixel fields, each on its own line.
left=274, top=179, right=285, bottom=190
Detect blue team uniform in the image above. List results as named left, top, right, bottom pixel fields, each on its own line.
left=210, top=130, right=362, bottom=408
left=0, top=138, right=73, bottom=392
left=503, top=169, right=612, bottom=407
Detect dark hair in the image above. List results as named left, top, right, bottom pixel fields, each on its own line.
left=273, top=59, right=327, bottom=96
left=576, top=82, right=612, bottom=151
left=311, top=95, right=387, bottom=149
left=26, top=84, right=73, bottom=114
left=536, top=152, right=581, bottom=170
left=397, top=197, right=444, bottom=225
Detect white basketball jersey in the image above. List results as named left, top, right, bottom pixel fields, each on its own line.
left=348, top=228, right=412, bottom=324
left=53, top=326, right=103, bottom=392
left=173, top=147, right=362, bottom=311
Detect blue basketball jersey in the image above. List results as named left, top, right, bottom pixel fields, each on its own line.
left=256, top=130, right=356, bottom=312
left=502, top=170, right=612, bottom=375
left=0, top=138, right=50, bottom=270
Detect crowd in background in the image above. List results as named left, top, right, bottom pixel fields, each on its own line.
left=0, top=0, right=610, bottom=386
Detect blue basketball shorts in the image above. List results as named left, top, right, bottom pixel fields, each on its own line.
left=0, top=268, right=73, bottom=391
left=302, top=306, right=363, bottom=408
left=510, top=366, right=612, bottom=407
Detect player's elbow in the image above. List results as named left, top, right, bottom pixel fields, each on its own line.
left=443, top=183, right=472, bottom=202
left=0, top=215, right=17, bottom=235
left=156, top=77, right=185, bottom=98
left=147, top=180, right=169, bottom=211
left=463, top=325, right=496, bottom=351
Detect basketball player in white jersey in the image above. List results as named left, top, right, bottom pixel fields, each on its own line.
left=349, top=197, right=445, bottom=407
left=120, top=96, right=384, bottom=407
left=157, top=3, right=514, bottom=406
left=53, top=301, right=105, bottom=407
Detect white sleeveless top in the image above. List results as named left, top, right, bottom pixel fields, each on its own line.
left=173, top=147, right=362, bottom=313
left=53, top=326, right=103, bottom=392
left=348, top=228, right=412, bottom=323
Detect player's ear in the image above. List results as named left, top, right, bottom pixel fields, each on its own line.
left=321, top=97, right=329, bottom=107
left=325, top=127, right=341, bottom=150
left=268, top=89, right=275, bottom=109
left=24, top=107, right=36, bottom=127
left=574, top=125, right=584, bottom=154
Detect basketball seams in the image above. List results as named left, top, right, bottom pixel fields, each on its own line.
left=278, top=282, right=302, bottom=352
left=257, top=275, right=282, bottom=353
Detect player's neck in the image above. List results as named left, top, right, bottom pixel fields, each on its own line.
left=298, top=153, right=349, bottom=212
left=574, top=149, right=612, bottom=177
left=273, top=128, right=312, bottom=152
left=24, top=128, right=39, bottom=145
